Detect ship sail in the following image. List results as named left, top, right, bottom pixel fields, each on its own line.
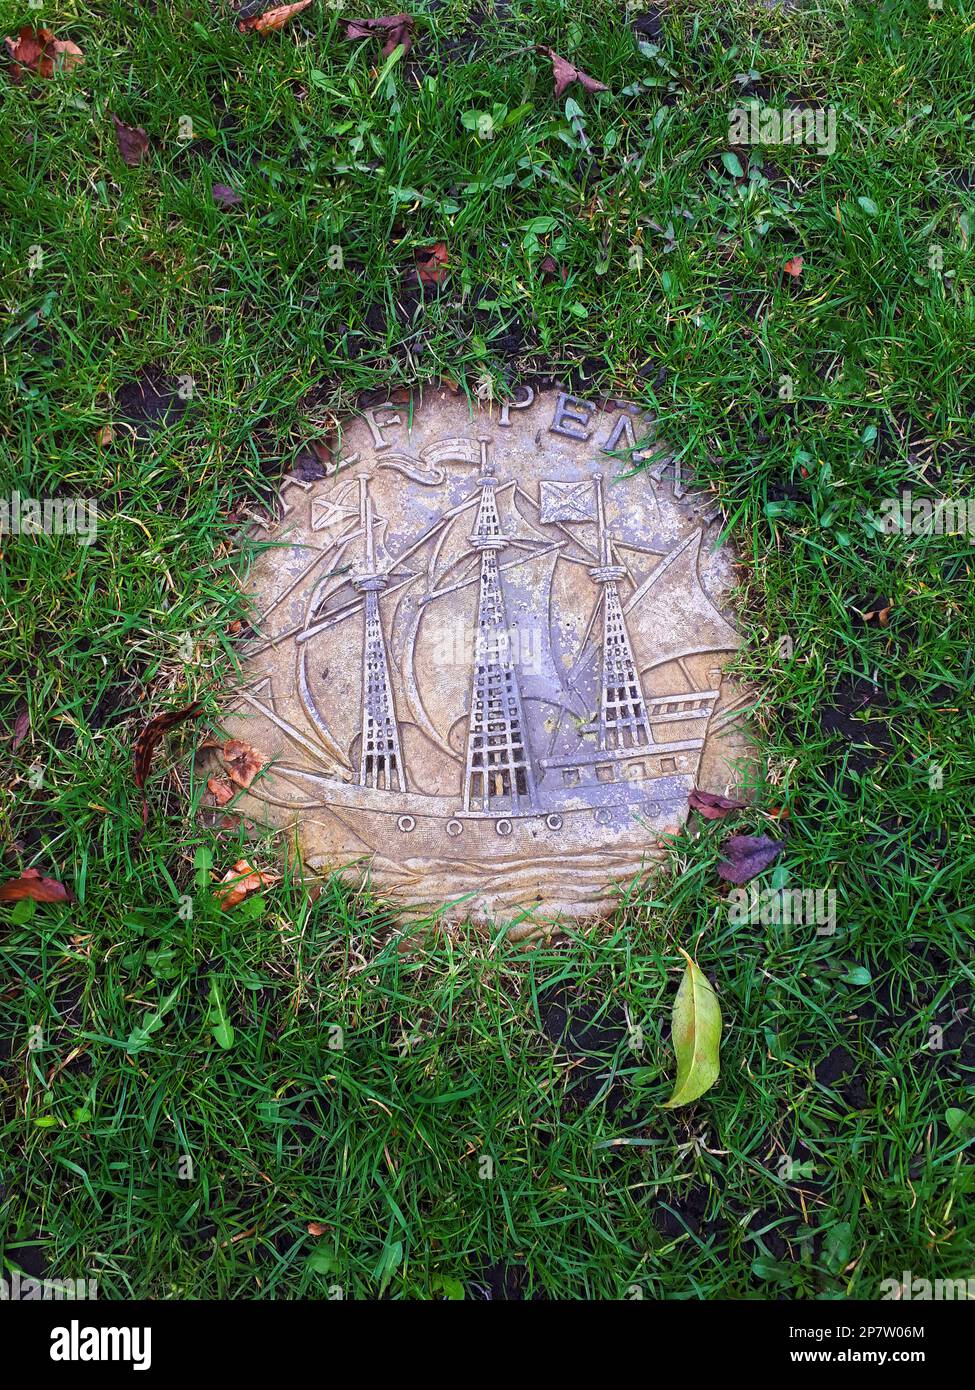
left=294, top=478, right=413, bottom=778
left=395, top=479, right=590, bottom=763
left=390, top=498, right=481, bottom=760
left=623, top=530, right=739, bottom=674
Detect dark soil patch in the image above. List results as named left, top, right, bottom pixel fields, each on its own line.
left=117, top=366, right=190, bottom=441
left=918, top=998, right=975, bottom=1072
left=562, top=355, right=611, bottom=396
left=781, top=1134, right=825, bottom=1196
left=178, top=1178, right=265, bottom=1254
left=350, top=289, right=534, bottom=373
left=874, top=412, right=975, bottom=480
left=637, top=358, right=669, bottom=393
left=816, top=676, right=893, bottom=778
left=746, top=1204, right=814, bottom=1261
left=538, top=982, right=629, bottom=1111
left=814, top=1044, right=870, bottom=1110
left=852, top=943, right=975, bottom=1077
left=848, top=592, right=893, bottom=626
left=49, top=978, right=85, bottom=1033
left=651, top=1183, right=725, bottom=1244
left=631, top=7, right=664, bottom=44
left=89, top=676, right=147, bottom=732
left=402, top=6, right=504, bottom=83
left=765, top=476, right=805, bottom=503
left=466, top=1260, right=545, bottom=1301
left=7, top=1241, right=48, bottom=1280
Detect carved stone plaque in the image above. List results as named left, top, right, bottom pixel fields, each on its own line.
left=216, top=387, right=749, bottom=929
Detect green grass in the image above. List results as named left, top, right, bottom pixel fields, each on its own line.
left=1, top=0, right=974, bottom=1299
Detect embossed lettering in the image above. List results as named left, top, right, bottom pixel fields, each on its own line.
left=363, top=407, right=401, bottom=450
left=601, top=411, right=640, bottom=455
left=498, top=385, right=535, bottom=427
left=549, top=393, right=595, bottom=441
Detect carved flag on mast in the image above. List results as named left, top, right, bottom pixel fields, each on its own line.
left=538, top=478, right=598, bottom=524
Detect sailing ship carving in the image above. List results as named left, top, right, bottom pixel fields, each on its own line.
left=235, top=436, right=739, bottom=851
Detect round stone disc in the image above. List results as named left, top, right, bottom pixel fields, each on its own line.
left=216, top=386, right=748, bottom=927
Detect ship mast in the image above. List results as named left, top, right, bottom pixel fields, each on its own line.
left=589, top=473, right=654, bottom=752
left=353, top=476, right=406, bottom=791
left=462, top=438, right=538, bottom=815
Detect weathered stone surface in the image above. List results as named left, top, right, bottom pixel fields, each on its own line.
left=216, top=387, right=750, bottom=929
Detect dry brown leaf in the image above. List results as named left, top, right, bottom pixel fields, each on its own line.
left=219, top=738, right=264, bottom=788
left=687, top=788, right=748, bottom=821
left=239, top=1, right=313, bottom=34
left=415, top=242, right=448, bottom=286
left=4, top=27, right=83, bottom=81
left=133, top=702, right=204, bottom=823
left=212, top=182, right=242, bottom=209
left=538, top=254, right=567, bottom=281
left=861, top=602, right=892, bottom=626
left=11, top=703, right=30, bottom=752
left=307, top=1221, right=328, bottom=1236
left=291, top=440, right=329, bottom=481
left=216, top=859, right=277, bottom=910
left=111, top=114, right=149, bottom=167
left=783, top=256, right=804, bottom=278
left=96, top=425, right=115, bottom=448
left=207, top=776, right=235, bottom=806
left=539, top=46, right=609, bottom=100
left=717, top=834, right=784, bottom=886
left=346, top=14, right=414, bottom=59
left=0, top=868, right=72, bottom=904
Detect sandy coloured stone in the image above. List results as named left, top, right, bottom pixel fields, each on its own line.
left=215, top=386, right=751, bottom=930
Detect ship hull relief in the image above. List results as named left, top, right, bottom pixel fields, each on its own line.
left=216, top=388, right=750, bottom=926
